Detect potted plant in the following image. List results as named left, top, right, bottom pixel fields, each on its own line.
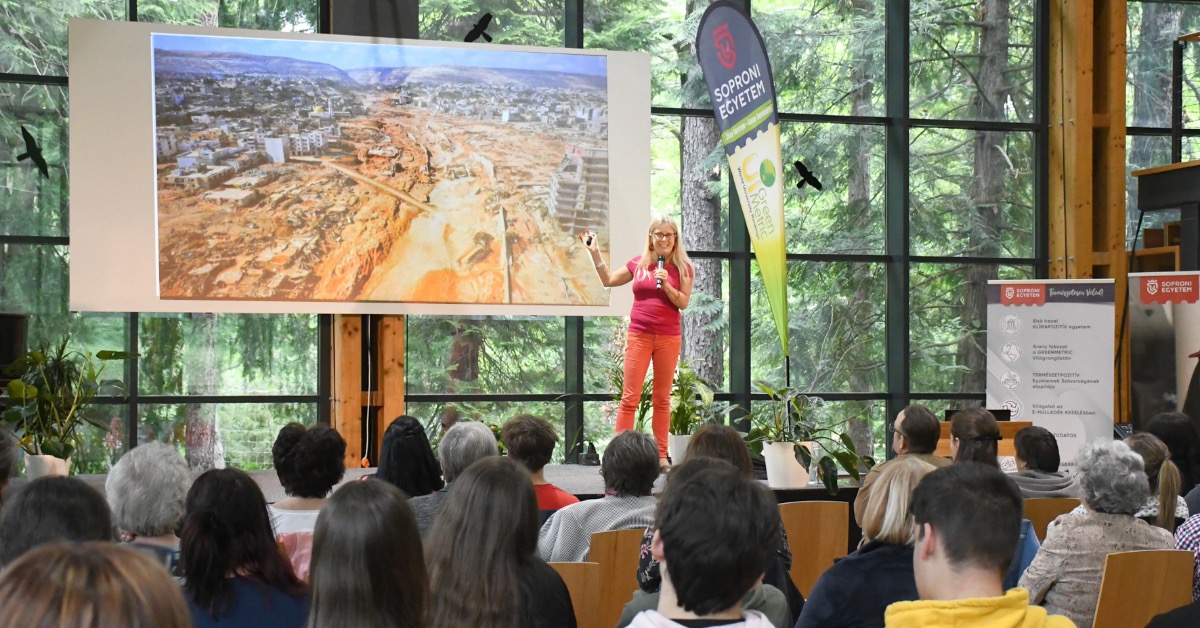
left=2, top=338, right=135, bottom=478
left=668, top=361, right=716, bottom=462
left=748, top=382, right=875, bottom=493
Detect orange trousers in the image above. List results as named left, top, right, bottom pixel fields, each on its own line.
left=614, top=331, right=682, bottom=460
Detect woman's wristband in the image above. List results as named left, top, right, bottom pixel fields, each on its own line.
left=596, top=261, right=607, bottom=269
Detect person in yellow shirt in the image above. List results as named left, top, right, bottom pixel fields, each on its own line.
left=884, top=463, right=1076, bottom=628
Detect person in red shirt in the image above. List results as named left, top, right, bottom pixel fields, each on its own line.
left=501, top=414, right=580, bottom=512
left=582, top=215, right=694, bottom=471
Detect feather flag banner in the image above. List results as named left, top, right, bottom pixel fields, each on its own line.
left=696, top=1, right=788, bottom=354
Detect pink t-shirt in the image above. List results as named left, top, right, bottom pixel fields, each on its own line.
left=626, top=256, right=682, bottom=336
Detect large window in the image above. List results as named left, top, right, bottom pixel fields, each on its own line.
left=404, top=0, right=1047, bottom=464
left=1, top=0, right=1046, bottom=470
left=1126, top=2, right=1200, bottom=243
left=1, top=0, right=324, bottom=473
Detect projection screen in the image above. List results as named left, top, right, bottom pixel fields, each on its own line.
left=69, top=19, right=649, bottom=316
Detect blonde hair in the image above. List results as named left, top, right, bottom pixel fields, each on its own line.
left=1125, top=433, right=1182, bottom=532
left=860, top=456, right=938, bottom=546
left=635, top=214, right=694, bottom=280
left=0, top=542, right=191, bottom=628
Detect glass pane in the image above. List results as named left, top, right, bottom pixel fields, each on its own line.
left=138, top=0, right=317, bottom=31
left=138, top=314, right=319, bottom=395
left=910, top=0, right=1035, bottom=122
left=420, top=1, right=563, bottom=47
left=0, top=83, right=69, bottom=237
left=139, top=402, right=318, bottom=470
left=753, top=0, right=885, bottom=117
left=654, top=115, right=730, bottom=252
left=909, top=263, right=1034, bottom=393
left=0, top=243, right=68, bottom=319
left=1126, top=134, right=1176, bottom=251
left=910, top=128, right=1035, bottom=258
left=751, top=261, right=886, bottom=392
left=0, top=0, right=125, bottom=76
left=585, top=315, right=630, bottom=394
left=1126, top=3, right=1200, bottom=128
left=405, top=400, right=568, bottom=459
left=405, top=316, right=565, bottom=394
left=68, top=404, right=129, bottom=475
left=784, top=122, right=885, bottom=254
left=585, top=0, right=708, bottom=109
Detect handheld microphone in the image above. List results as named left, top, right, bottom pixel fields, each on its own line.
left=656, top=255, right=665, bottom=290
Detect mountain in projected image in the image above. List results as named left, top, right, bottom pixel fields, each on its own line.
left=151, top=34, right=611, bottom=307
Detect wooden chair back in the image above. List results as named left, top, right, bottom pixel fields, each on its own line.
left=1023, top=497, right=1080, bottom=541
left=1093, top=549, right=1193, bottom=628
left=589, top=528, right=646, bottom=628
left=549, top=561, right=601, bottom=628
left=778, top=501, right=849, bottom=597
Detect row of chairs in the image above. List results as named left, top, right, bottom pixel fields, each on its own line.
left=549, top=501, right=852, bottom=628
left=549, top=499, right=1198, bottom=628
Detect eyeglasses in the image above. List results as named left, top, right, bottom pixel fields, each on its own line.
left=652, top=232, right=676, bottom=241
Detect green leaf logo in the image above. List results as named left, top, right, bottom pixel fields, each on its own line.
left=759, top=159, right=776, bottom=187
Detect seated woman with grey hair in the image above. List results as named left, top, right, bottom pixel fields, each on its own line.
left=538, top=430, right=660, bottom=562
left=106, top=441, right=193, bottom=577
left=409, top=420, right=498, bottom=538
left=1019, top=439, right=1174, bottom=628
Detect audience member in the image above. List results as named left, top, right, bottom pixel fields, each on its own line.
left=949, top=408, right=1001, bottom=465
left=626, top=458, right=781, bottom=627
left=797, top=456, right=935, bottom=628
left=270, top=423, right=346, bottom=579
left=181, top=468, right=308, bottom=628
left=0, top=430, right=16, bottom=505
left=1010, top=426, right=1081, bottom=499
left=636, top=424, right=800, bottom=623
left=374, top=415, right=444, bottom=498
left=106, top=441, right=191, bottom=576
left=410, top=421, right=498, bottom=537
left=427, top=457, right=575, bottom=627
left=0, top=475, right=113, bottom=566
left=502, top=413, right=579, bottom=513
left=0, top=542, right=191, bottom=628
left=1144, top=411, right=1200, bottom=497
left=1125, top=432, right=1187, bottom=532
left=621, top=453, right=791, bottom=628
left=854, top=404, right=951, bottom=526
left=884, top=463, right=1073, bottom=628
left=308, top=480, right=426, bottom=628
left=1019, top=439, right=1172, bottom=627
left=947, top=408, right=1038, bottom=588
left=1175, top=513, right=1200, bottom=601
left=1147, top=595, right=1200, bottom=627
left=539, top=430, right=659, bottom=562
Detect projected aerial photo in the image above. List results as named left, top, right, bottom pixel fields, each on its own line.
left=152, top=33, right=610, bottom=305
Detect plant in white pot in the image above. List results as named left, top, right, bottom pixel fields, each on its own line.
left=668, top=361, right=715, bottom=462
left=748, top=382, right=874, bottom=493
left=2, top=338, right=135, bottom=478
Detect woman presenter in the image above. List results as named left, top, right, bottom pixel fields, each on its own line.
left=582, top=215, right=694, bottom=471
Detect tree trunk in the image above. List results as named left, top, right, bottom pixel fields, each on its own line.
left=957, top=0, right=1010, bottom=394
left=448, top=321, right=481, bottom=385
left=680, top=115, right=724, bottom=390
left=678, top=0, right=726, bottom=392
left=843, top=0, right=877, bottom=460
left=185, top=312, right=223, bottom=471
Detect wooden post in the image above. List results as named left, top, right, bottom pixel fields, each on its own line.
left=332, top=315, right=363, bottom=468
left=377, top=316, right=406, bottom=461
left=1048, top=0, right=1129, bottom=420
